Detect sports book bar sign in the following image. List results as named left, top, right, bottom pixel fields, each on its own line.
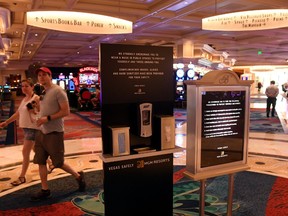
left=26, top=11, right=133, bottom=34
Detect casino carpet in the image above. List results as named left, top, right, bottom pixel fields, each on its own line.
left=0, top=100, right=16, bottom=145
left=72, top=110, right=101, bottom=127
left=1, top=98, right=287, bottom=215
left=173, top=108, right=284, bottom=134
left=9, top=103, right=285, bottom=146
left=74, top=109, right=187, bottom=128
left=14, top=112, right=102, bottom=145
left=249, top=108, right=283, bottom=133
left=69, top=108, right=285, bottom=134
left=0, top=166, right=288, bottom=215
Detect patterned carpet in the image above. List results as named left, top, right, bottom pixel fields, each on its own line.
left=6, top=97, right=102, bottom=145
left=4, top=99, right=284, bottom=146
left=72, top=110, right=101, bottom=127
left=15, top=112, right=102, bottom=145
left=1, top=166, right=288, bottom=215
left=0, top=100, right=16, bottom=145
left=173, top=108, right=284, bottom=134
left=1, top=97, right=288, bottom=215
left=249, top=108, right=283, bottom=133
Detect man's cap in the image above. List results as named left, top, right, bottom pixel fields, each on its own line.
left=35, top=67, right=52, bottom=76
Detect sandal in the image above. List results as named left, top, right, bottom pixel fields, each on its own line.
left=47, top=164, right=55, bottom=174
left=11, top=177, right=26, bottom=186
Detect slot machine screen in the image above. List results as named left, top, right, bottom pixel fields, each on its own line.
left=176, top=69, right=184, bottom=81
left=59, top=74, right=65, bottom=80
left=187, top=69, right=195, bottom=80
left=3, top=85, right=10, bottom=92
left=79, top=73, right=98, bottom=85
left=68, top=80, right=75, bottom=92
left=59, top=80, right=66, bottom=90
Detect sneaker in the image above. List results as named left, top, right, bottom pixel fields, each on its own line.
left=30, top=189, right=51, bottom=201
left=77, top=171, right=86, bottom=192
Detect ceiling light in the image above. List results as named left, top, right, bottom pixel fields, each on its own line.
left=167, top=0, right=197, bottom=11
left=0, top=7, right=10, bottom=33
left=2, top=38, right=11, bottom=50
left=5, top=51, right=12, bottom=59
left=177, top=63, right=184, bottom=69
left=202, top=9, right=288, bottom=31
left=27, top=11, right=133, bottom=34
left=251, top=66, right=274, bottom=72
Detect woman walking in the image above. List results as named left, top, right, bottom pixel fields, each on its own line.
left=0, top=78, right=40, bottom=186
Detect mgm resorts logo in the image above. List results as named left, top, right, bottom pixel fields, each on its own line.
left=137, top=158, right=170, bottom=168
left=137, top=160, right=145, bottom=168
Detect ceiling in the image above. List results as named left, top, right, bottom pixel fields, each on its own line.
left=0, top=0, right=288, bottom=71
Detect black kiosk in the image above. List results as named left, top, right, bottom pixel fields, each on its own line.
left=99, top=44, right=181, bottom=215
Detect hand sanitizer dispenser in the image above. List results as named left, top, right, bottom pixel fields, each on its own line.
left=138, top=103, right=152, bottom=137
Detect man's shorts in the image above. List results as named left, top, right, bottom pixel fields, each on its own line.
left=33, top=131, right=65, bottom=167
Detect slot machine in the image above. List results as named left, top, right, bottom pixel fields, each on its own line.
left=175, top=63, right=185, bottom=101
left=78, top=67, right=100, bottom=93
left=57, top=73, right=67, bottom=90
left=186, top=63, right=195, bottom=80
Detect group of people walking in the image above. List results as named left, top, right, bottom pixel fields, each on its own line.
left=0, top=67, right=86, bottom=201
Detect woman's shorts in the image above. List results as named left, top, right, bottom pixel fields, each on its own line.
left=23, top=128, right=38, bottom=141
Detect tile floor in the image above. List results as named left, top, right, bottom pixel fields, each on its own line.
left=0, top=93, right=288, bottom=197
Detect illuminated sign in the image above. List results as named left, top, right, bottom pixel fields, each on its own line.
left=79, top=67, right=98, bottom=73
left=27, top=11, right=133, bottom=34
left=202, top=9, right=288, bottom=31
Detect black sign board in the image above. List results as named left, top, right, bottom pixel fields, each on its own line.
left=100, top=43, right=174, bottom=104
left=184, top=70, right=252, bottom=180
left=201, top=90, right=245, bottom=167
left=100, top=44, right=174, bottom=154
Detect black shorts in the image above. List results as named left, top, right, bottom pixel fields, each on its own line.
left=33, top=131, right=65, bottom=167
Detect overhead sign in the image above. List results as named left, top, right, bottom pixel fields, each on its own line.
left=26, top=11, right=133, bottom=34
left=79, top=66, right=98, bottom=73
left=202, top=9, right=288, bottom=31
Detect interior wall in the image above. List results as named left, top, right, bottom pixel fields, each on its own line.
left=0, top=70, right=26, bottom=85
left=251, top=70, right=288, bottom=94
